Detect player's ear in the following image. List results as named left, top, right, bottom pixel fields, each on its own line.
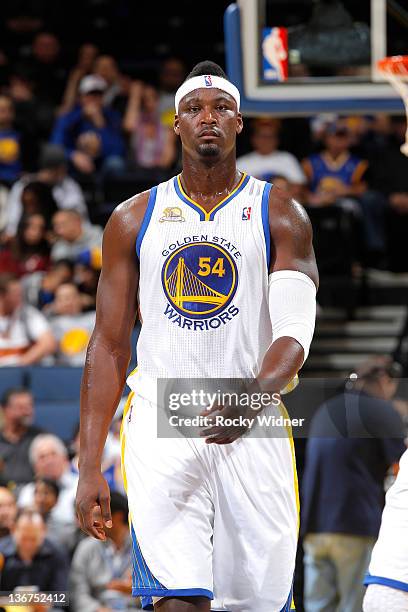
left=174, top=115, right=180, bottom=136
left=236, top=112, right=243, bottom=135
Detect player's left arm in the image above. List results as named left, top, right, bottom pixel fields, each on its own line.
left=256, top=185, right=319, bottom=392
left=200, top=187, right=318, bottom=445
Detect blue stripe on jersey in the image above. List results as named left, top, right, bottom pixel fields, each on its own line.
left=261, top=181, right=272, bottom=268
left=130, top=522, right=163, bottom=590
left=130, top=522, right=214, bottom=606
left=208, top=174, right=250, bottom=220
left=136, top=186, right=158, bottom=259
left=280, top=584, right=295, bottom=611
left=173, top=176, right=206, bottom=221
left=364, top=573, right=408, bottom=592
left=141, top=587, right=294, bottom=610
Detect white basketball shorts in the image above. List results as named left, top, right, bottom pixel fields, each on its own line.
left=363, top=584, right=408, bottom=611
left=120, top=390, right=299, bottom=611
left=364, top=450, right=408, bottom=594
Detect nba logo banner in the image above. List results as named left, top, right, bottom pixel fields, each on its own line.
left=204, top=75, right=212, bottom=86
left=262, top=28, right=288, bottom=82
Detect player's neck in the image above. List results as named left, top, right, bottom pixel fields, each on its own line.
left=180, top=154, right=239, bottom=200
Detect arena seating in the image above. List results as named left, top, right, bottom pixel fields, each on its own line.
left=0, top=326, right=140, bottom=441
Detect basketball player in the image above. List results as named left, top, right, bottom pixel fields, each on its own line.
left=75, top=61, right=318, bottom=611
left=363, top=448, right=408, bottom=611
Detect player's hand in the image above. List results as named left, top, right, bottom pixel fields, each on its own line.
left=199, top=400, right=255, bottom=445
left=76, top=470, right=112, bottom=540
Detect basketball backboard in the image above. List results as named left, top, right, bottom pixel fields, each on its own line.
left=224, top=0, right=408, bottom=115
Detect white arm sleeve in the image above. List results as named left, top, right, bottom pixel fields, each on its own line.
left=268, top=270, right=317, bottom=364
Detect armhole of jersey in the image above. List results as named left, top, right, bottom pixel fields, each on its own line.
left=261, top=182, right=272, bottom=268
left=136, top=186, right=158, bottom=259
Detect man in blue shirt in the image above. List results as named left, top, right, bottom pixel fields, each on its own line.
left=302, top=356, right=406, bottom=612
left=51, top=75, right=125, bottom=177
left=0, top=95, right=22, bottom=185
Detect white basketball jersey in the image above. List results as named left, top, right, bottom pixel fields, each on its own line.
left=127, top=173, right=273, bottom=396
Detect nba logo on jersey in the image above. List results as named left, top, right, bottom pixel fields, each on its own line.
left=242, top=206, right=251, bottom=220
left=204, top=75, right=212, bottom=86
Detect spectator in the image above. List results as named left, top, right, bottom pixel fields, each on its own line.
left=6, top=143, right=88, bottom=237
left=18, top=433, right=78, bottom=524
left=31, top=258, right=74, bottom=310
left=0, top=94, right=22, bottom=184
left=0, top=388, right=43, bottom=487
left=8, top=65, right=53, bottom=145
left=302, top=356, right=406, bottom=612
left=302, top=122, right=368, bottom=208
left=33, top=476, right=76, bottom=552
left=59, top=42, right=100, bottom=115
left=123, top=81, right=176, bottom=170
left=74, top=262, right=99, bottom=311
left=0, top=487, right=17, bottom=537
left=369, top=116, right=408, bottom=271
left=24, top=32, right=67, bottom=105
left=33, top=477, right=59, bottom=517
left=94, top=54, right=130, bottom=113
left=51, top=74, right=125, bottom=176
left=69, top=491, right=137, bottom=612
left=302, top=121, right=389, bottom=262
left=237, top=119, right=306, bottom=197
left=36, top=144, right=88, bottom=214
left=51, top=209, right=102, bottom=263
left=20, top=180, right=58, bottom=221
left=158, top=57, right=186, bottom=127
left=0, top=273, right=56, bottom=365
left=0, top=509, right=69, bottom=593
left=48, top=283, right=95, bottom=366
left=0, top=213, right=50, bottom=277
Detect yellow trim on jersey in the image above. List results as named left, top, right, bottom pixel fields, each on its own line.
left=120, top=391, right=135, bottom=494
left=278, top=399, right=300, bottom=530
left=281, top=374, right=299, bottom=395
left=177, top=172, right=247, bottom=221
left=119, top=391, right=134, bottom=543
left=278, top=398, right=299, bottom=611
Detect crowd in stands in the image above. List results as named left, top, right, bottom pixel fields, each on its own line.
left=0, top=32, right=193, bottom=368
left=0, top=29, right=405, bottom=368
left=0, top=386, right=135, bottom=610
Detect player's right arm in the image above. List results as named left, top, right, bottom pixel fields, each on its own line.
left=75, top=191, right=148, bottom=540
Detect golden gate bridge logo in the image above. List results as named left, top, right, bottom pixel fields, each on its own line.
left=162, top=242, right=237, bottom=318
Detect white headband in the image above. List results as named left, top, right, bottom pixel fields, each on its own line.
left=175, top=75, right=240, bottom=113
